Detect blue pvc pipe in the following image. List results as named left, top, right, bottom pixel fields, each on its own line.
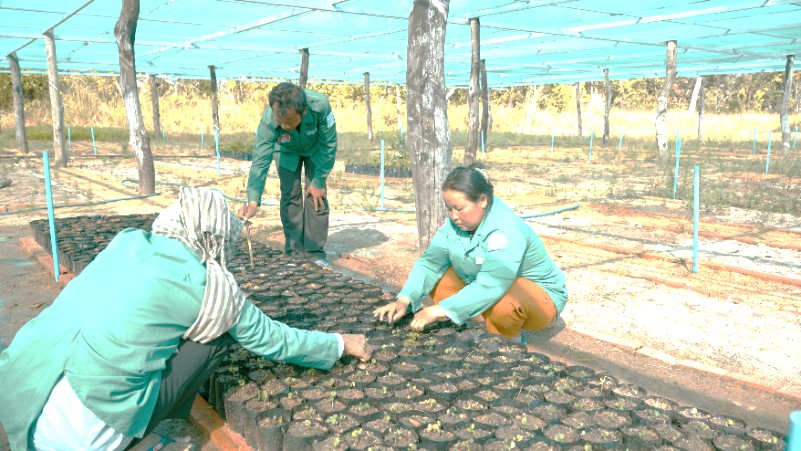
left=692, top=165, right=700, bottom=274
left=788, top=411, right=801, bottom=450
left=42, top=152, right=60, bottom=282
left=67, top=125, right=71, bottom=148
left=379, top=139, right=385, bottom=209
left=672, top=137, right=682, bottom=199
left=91, top=127, right=97, bottom=155
left=766, top=132, right=772, bottom=174
left=752, top=128, right=757, bottom=154
left=587, top=131, right=593, bottom=163
left=550, top=127, right=555, bottom=155
left=794, top=126, right=798, bottom=150
left=162, top=124, right=166, bottom=144
left=200, top=125, right=204, bottom=149
left=214, top=127, right=221, bottom=176
left=618, top=131, right=624, bottom=151
left=480, top=130, right=485, bottom=156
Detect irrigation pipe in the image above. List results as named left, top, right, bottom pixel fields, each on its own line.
left=42, top=152, right=59, bottom=282
left=0, top=194, right=162, bottom=217
left=519, top=203, right=580, bottom=219
left=120, top=178, right=278, bottom=206
left=540, top=233, right=801, bottom=287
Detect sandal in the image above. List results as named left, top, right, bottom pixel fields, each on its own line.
left=148, top=436, right=174, bottom=451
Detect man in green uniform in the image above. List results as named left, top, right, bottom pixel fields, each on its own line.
left=239, top=82, right=337, bottom=266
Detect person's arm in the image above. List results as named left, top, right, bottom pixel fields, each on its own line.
left=246, top=107, right=278, bottom=205
left=229, top=301, right=341, bottom=370
left=310, top=99, right=337, bottom=189
left=438, top=229, right=526, bottom=325
left=397, top=225, right=453, bottom=312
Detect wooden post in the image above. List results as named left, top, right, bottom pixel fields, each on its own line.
left=364, top=72, right=373, bottom=141
left=407, top=0, right=452, bottom=250
left=7, top=52, right=28, bottom=153
left=396, top=83, right=403, bottom=134
left=115, top=0, right=155, bottom=194
left=575, top=82, right=583, bottom=137
left=656, top=40, right=677, bottom=161
left=697, top=77, right=704, bottom=143
left=780, top=55, right=794, bottom=156
left=299, top=48, right=309, bottom=89
left=209, top=65, right=220, bottom=140
left=148, top=73, right=161, bottom=138
left=480, top=59, right=491, bottom=146
left=43, top=30, right=66, bottom=167
left=464, top=17, right=480, bottom=166
left=603, top=68, right=611, bottom=145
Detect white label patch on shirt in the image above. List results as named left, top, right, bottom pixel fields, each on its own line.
left=487, top=232, right=508, bottom=251
left=326, top=112, right=335, bottom=128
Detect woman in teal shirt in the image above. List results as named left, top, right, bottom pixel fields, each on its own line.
left=374, top=164, right=568, bottom=338
left=0, top=187, right=371, bottom=451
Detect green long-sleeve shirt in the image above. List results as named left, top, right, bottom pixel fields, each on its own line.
left=0, top=228, right=340, bottom=450
left=398, top=197, right=568, bottom=325
left=247, top=89, right=337, bottom=204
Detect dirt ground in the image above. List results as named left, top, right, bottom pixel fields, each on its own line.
left=1, top=144, right=800, bottom=445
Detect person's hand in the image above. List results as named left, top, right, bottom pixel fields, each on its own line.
left=341, top=334, right=372, bottom=362
left=410, top=305, right=448, bottom=331
left=238, top=202, right=259, bottom=220
left=305, top=185, right=327, bottom=211
left=373, top=297, right=411, bottom=325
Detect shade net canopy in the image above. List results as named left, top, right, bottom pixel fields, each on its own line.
left=0, top=0, right=799, bottom=87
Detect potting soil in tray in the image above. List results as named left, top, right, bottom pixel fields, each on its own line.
left=30, top=215, right=788, bottom=450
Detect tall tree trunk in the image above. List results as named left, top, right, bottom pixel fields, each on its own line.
left=780, top=55, right=794, bottom=156
left=464, top=17, right=480, bottom=166
left=44, top=30, right=66, bottom=167
left=364, top=72, right=373, bottom=141
left=603, top=68, right=611, bottom=145
left=115, top=0, right=155, bottom=194
left=209, top=65, right=220, bottom=139
left=697, top=77, right=705, bottom=143
left=656, top=40, right=677, bottom=161
left=575, top=82, right=583, bottom=137
left=148, top=73, right=161, bottom=138
left=407, top=0, right=451, bottom=251
left=480, top=59, right=491, bottom=147
left=299, top=48, right=309, bottom=89
left=7, top=52, right=28, bottom=153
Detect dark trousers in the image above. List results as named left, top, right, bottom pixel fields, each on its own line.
left=141, top=334, right=234, bottom=437
left=277, top=155, right=329, bottom=260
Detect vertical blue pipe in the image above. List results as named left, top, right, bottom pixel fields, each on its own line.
left=67, top=126, right=71, bottom=149
left=752, top=128, right=757, bottom=154
left=480, top=130, right=485, bottom=156
left=788, top=411, right=801, bottom=450
left=379, top=139, right=385, bottom=209
left=42, top=152, right=60, bottom=282
left=91, top=127, right=97, bottom=155
left=672, top=137, right=682, bottom=199
left=793, top=126, right=798, bottom=150
left=587, top=131, right=593, bottom=163
left=550, top=127, right=555, bottom=156
left=200, top=125, right=204, bottom=149
left=161, top=124, right=166, bottom=144
left=618, top=130, right=624, bottom=151
left=214, top=127, right=220, bottom=177
left=692, top=165, right=700, bottom=274
left=766, top=132, right=772, bottom=174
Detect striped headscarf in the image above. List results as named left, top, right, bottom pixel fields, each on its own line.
left=151, top=187, right=246, bottom=343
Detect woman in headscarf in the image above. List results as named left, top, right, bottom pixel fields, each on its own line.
left=0, top=187, right=371, bottom=451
